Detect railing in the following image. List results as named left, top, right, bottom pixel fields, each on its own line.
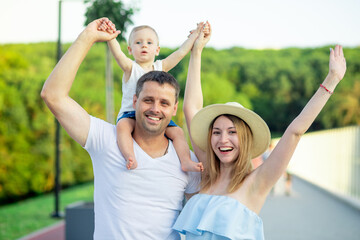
left=273, top=125, right=360, bottom=209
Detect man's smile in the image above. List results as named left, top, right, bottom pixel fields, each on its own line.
left=147, top=115, right=161, bottom=121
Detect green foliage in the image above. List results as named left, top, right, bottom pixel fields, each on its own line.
left=200, top=46, right=360, bottom=132
left=0, top=182, right=94, bottom=240
left=0, top=43, right=107, bottom=203
left=1, top=41, right=359, bottom=203
left=84, top=0, right=136, bottom=42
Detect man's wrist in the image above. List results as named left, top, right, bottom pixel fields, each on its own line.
left=77, top=29, right=96, bottom=46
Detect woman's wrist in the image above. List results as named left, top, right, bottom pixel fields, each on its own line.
left=320, top=74, right=340, bottom=93
left=191, top=47, right=203, bottom=56
left=319, top=84, right=333, bottom=94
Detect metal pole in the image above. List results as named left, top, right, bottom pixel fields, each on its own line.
left=106, top=45, right=114, bottom=124
left=52, top=0, right=64, bottom=218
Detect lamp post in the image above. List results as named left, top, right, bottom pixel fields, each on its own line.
left=106, top=42, right=114, bottom=124
left=51, top=0, right=64, bottom=219
left=50, top=0, right=116, bottom=218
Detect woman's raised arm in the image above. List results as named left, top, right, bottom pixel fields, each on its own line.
left=255, top=45, right=347, bottom=195
left=183, top=22, right=211, bottom=161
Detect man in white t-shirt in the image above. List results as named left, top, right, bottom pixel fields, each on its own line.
left=41, top=18, right=200, bottom=240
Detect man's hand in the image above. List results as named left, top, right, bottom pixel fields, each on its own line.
left=81, top=17, right=120, bottom=44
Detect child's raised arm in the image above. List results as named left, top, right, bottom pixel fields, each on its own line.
left=99, top=19, right=133, bottom=76
left=162, top=22, right=207, bottom=72
left=107, top=38, right=133, bottom=76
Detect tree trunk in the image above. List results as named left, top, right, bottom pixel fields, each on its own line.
left=105, top=45, right=114, bottom=124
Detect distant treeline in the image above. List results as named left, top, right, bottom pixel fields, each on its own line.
left=1, top=42, right=359, bottom=203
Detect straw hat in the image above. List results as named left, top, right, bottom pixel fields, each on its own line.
left=190, top=102, right=271, bottom=158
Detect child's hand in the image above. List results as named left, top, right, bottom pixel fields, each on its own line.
left=188, top=21, right=205, bottom=38
left=83, top=18, right=120, bottom=43
left=189, top=21, right=211, bottom=38
left=203, top=21, right=210, bottom=38
left=97, top=19, right=118, bottom=34
left=97, top=21, right=108, bottom=32
left=192, top=21, right=211, bottom=51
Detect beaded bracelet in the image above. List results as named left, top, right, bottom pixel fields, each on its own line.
left=320, top=84, right=333, bottom=94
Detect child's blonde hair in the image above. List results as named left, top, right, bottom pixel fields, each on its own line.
left=128, top=25, right=159, bottom=45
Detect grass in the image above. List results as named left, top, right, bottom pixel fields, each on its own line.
left=0, top=182, right=94, bottom=240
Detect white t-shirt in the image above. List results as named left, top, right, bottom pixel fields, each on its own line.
left=84, top=116, right=200, bottom=240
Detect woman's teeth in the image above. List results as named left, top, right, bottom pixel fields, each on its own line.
left=219, top=147, right=233, bottom=152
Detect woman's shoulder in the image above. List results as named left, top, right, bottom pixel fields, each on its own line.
left=173, top=193, right=264, bottom=239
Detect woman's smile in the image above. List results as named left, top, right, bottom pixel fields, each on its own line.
left=211, top=116, right=240, bottom=164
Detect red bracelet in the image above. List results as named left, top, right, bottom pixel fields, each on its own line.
left=320, top=84, right=333, bottom=94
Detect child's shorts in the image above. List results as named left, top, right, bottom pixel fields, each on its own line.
left=117, top=111, right=177, bottom=127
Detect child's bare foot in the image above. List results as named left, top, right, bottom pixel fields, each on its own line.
left=126, top=156, right=138, bottom=170
left=181, top=160, right=204, bottom=172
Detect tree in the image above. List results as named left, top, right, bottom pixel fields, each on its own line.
left=84, top=0, right=136, bottom=123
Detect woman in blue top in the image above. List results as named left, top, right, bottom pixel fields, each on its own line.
left=173, top=23, right=347, bottom=240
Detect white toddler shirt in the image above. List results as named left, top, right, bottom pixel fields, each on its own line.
left=118, top=60, right=163, bottom=118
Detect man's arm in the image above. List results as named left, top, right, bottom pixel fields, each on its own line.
left=41, top=18, right=120, bottom=147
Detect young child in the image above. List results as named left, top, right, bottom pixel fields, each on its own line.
left=98, top=19, right=209, bottom=171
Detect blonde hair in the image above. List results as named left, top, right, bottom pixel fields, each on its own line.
left=200, top=114, right=254, bottom=193
left=128, top=25, right=159, bottom=45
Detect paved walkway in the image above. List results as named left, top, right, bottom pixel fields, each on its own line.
left=18, top=221, right=64, bottom=240
left=260, top=176, right=360, bottom=240
left=20, top=176, right=360, bottom=240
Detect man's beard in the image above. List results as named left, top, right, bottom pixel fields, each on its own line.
left=137, top=110, right=170, bottom=135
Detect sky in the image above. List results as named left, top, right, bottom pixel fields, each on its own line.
left=1, top=0, right=360, bottom=49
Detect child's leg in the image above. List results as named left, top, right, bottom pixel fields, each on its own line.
left=116, top=118, right=137, bottom=170
left=166, top=126, right=203, bottom=172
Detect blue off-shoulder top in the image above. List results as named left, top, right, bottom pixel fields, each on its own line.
left=173, top=194, right=265, bottom=240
